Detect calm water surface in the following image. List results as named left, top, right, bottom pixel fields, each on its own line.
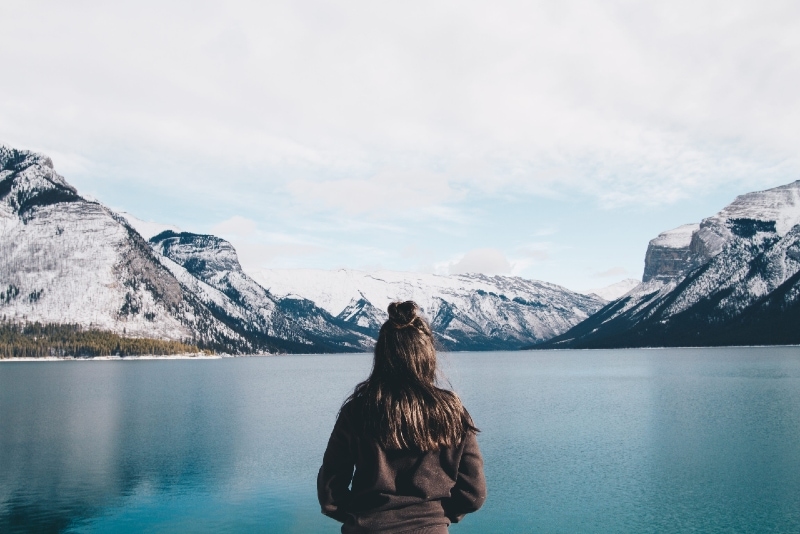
left=1, top=347, right=799, bottom=533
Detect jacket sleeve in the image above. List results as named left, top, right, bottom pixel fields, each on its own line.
left=317, top=407, right=356, bottom=523
left=443, top=430, right=487, bottom=523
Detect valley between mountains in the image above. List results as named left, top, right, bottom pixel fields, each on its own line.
left=2, top=145, right=799, bottom=355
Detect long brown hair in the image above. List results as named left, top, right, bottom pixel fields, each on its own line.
left=345, top=301, right=477, bottom=451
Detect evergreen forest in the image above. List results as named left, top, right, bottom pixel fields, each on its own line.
left=0, top=321, right=205, bottom=358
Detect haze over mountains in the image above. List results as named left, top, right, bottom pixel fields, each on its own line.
left=537, top=180, right=800, bottom=348
left=0, top=146, right=605, bottom=353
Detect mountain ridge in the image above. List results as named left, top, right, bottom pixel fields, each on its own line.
left=534, top=180, right=800, bottom=349
left=1, top=145, right=604, bottom=353
left=249, top=268, right=605, bottom=350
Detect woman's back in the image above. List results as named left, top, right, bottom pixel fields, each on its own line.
left=318, top=397, right=485, bottom=533
left=317, top=301, right=486, bottom=533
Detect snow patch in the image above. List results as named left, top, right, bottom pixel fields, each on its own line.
left=650, top=224, right=699, bottom=249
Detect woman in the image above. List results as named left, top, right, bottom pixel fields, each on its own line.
left=318, top=301, right=486, bottom=534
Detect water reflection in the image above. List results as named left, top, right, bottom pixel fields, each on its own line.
left=0, top=356, right=369, bottom=533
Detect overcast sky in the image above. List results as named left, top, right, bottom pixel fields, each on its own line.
left=2, top=0, right=799, bottom=291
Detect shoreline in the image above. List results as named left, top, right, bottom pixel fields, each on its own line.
left=2, top=344, right=798, bottom=362
left=0, top=353, right=225, bottom=362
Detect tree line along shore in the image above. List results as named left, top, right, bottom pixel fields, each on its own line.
left=0, top=321, right=206, bottom=359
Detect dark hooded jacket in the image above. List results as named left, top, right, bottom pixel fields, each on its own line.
left=317, top=399, right=486, bottom=533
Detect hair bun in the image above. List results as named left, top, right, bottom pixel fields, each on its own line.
left=388, top=301, right=419, bottom=327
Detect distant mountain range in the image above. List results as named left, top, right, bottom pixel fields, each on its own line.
left=250, top=269, right=604, bottom=350
left=535, top=180, right=800, bottom=348
left=0, top=145, right=604, bottom=353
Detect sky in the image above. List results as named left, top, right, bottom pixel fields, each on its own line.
left=1, top=0, right=799, bottom=292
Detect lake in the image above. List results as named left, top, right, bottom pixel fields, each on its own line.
left=1, top=347, right=799, bottom=533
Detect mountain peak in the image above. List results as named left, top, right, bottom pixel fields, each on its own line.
left=150, top=231, right=243, bottom=280
left=0, top=146, right=79, bottom=217
left=643, top=224, right=699, bottom=283
left=650, top=223, right=699, bottom=249
left=688, top=179, right=800, bottom=267
left=715, top=179, right=800, bottom=236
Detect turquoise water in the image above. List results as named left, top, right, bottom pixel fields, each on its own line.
left=1, top=347, right=799, bottom=533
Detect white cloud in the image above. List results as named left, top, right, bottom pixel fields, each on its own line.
left=2, top=0, right=798, bottom=213
left=234, top=242, right=321, bottom=270
left=285, top=169, right=462, bottom=216
left=516, top=245, right=550, bottom=261
left=2, top=0, right=800, bottom=291
left=594, top=266, right=628, bottom=278
left=211, top=216, right=258, bottom=238
left=449, top=248, right=512, bottom=275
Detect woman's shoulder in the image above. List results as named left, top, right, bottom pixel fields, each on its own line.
left=338, top=396, right=366, bottom=421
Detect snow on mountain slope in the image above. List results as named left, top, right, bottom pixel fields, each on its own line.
left=664, top=222, right=800, bottom=318
left=0, top=144, right=614, bottom=352
left=690, top=180, right=800, bottom=266
left=0, top=147, right=194, bottom=340
left=537, top=180, right=800, bottom=348
left=0, top=146, right=367, bottom=354
left=150, top=231, right=372, bottom=351
left=711, top=180, right=800, bottom=236
left=249, top=268, right=605, bottom=349
left=650, top=224, right=698, bottom=249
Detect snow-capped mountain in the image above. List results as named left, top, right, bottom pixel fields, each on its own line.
left=0, top=146, right=198, bottom=341
left=1, top=145, right=603, bottom=352
left=250, top=269, right=605, bottom=350
left=0, top=146, right=367, bottom=353
left=537, top=180, right=800, bottom=348
left=149, top=231, right=371, bottom=351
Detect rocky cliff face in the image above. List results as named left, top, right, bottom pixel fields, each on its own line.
left=642, top=224, right=698, bottom=282
left=537, top=180, right=800, bottom=348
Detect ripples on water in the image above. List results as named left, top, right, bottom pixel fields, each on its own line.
left=1, top=347, right=799, bottom=533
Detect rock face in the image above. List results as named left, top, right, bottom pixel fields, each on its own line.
left=642, top=224, right=698, bottom=282
left=536, top=180, right=800, bottom=348
left=250, top=269, right=606, bottom=350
